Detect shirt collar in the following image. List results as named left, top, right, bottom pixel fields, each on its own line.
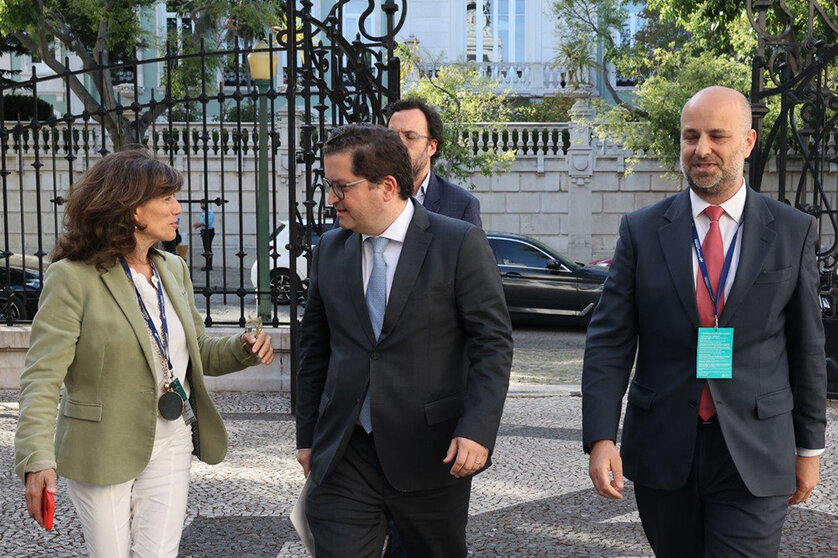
left=689, top=178, right=747, bottom=224
left=419, top=170, right=431, bottom=196
left=362, top=200, right=414, bottom=245
left=414, top=171, right=431, bottom=202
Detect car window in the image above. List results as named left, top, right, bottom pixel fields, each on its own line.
left=0, top=268, right=27, bottom=284
left=491, top=239, right=553, bottom=268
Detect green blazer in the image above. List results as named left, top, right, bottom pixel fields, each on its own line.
left=14, top=250, right=258, bottom=485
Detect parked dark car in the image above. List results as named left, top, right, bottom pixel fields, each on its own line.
left=588, top=257, right=612, bottom=270
left=487, top=233, right=608, bottom=326
left=0, top=256, right=47, bottom=322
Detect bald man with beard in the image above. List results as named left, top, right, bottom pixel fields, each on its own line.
left=581, top=86, right=826, bottom=556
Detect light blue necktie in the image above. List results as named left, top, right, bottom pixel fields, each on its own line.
left=358, top=236, right=389, bottom=433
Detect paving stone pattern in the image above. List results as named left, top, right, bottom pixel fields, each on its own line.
left=1, top=329, right=836, bottom=557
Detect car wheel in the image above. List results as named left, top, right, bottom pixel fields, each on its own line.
left=270, top=269, right=306, bottom=305
left=0, top=296, right=27, bottom=324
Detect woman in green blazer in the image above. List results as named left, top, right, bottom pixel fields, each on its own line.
left=15, top=149, right=274, bottom=557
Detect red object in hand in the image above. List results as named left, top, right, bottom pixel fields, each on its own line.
left=42, top=491, right=54, bottom=531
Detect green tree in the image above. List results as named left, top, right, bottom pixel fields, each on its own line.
left=553, top=1, right=761, bottom=170
left=0, top=0, right=284, bottom=149
left=646, top=0, right=838, bottom=54
left=397, top=43, right=515, bottom=187
left=589, top=50, right=750, bottom=170
left=550, top=0, right=640, bottom=113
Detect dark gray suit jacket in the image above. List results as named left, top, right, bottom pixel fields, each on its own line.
left=297, top=201, right=513, bottom=492
left=582, top=187, right=827, bottom=497
left=425, top=172, right=482, bottom=228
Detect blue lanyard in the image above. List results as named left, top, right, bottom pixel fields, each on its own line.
left=120, top=258, right=173, bottom=374
left=691, top=216, right=742, bottom=327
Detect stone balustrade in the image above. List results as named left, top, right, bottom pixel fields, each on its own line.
left=3, top=112, right=835, bottom=267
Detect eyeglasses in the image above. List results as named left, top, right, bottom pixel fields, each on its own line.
left=397, top=130, right=433, bottom=143
left=323, top=177, right=368, bottom=200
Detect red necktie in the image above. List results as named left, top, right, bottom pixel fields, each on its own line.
left=697, top=205, right=725, bottom=421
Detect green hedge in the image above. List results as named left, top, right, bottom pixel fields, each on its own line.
left=1, top=94, right=54, bottom=122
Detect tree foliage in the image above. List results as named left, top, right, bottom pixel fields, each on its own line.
left=1, top=94, right=54, bottom=122
left=0, top=0, right=284, bottom=148
left=550, top=0, right=638, bottom=113
left=554, top=1, right=763, bottom=170
left=397, top=43, right=515, bottom=187
left=589, top=50, right=750, bottom=170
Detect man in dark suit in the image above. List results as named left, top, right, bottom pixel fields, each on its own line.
left=386, top=98, right=482, bottom=227
left=296, top=123, right=513, bottom=558
left=582, top=86, right=826, bottom=556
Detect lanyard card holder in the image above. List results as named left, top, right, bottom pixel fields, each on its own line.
left=696, top=327, right=733, bottom=379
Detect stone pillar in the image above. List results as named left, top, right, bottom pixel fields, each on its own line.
left=564, top=87, right=594, bottom=263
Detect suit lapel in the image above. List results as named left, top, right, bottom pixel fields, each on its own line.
left=658, top=190, right=700, bottom=328
left=345, top=232, right=377, bottom=346
left=423, top=172, right=441, bottom=213
left=721, top=189, right=776, bottom=326
left=154, top=254, right=201, bottom=364
left=379, top=202, right=432, bottom=342
left=100, top=263, right=158, bottom=380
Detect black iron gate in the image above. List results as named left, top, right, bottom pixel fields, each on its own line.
left=747, top=0, right=838, bottom=397
left=0, top=0, right=405, bottom=405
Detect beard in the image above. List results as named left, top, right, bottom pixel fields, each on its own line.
left=681, top=146, right=745, bottom=199
left=410, top=143, right=432, bottom=185
left=411, top=157, right=425, bottom=181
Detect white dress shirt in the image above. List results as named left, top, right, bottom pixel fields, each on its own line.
left=689, top=180, right=745, bottom=300
left=689, top=182, right=824, bottom=457
left=361, top=200, right=415, bottom=300
left=413, top=171, right=431, bottom=205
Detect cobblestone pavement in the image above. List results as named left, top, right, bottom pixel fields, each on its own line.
left=1, top=328, right=837, bottom=557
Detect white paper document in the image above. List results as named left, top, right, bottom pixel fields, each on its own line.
left=290, top=476, right=315, bottom=556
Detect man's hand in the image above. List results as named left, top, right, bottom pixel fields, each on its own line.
left=789, top=455, right=820, bottom=505
left=241, top=332, right=275, bottom=365
left=297, top=449, right=312, bottom=478
left=443, top=437, right=488, bottom=478
left=589, top=440, right=625, bottom=499
left=24, top=468, right=56, bottom=528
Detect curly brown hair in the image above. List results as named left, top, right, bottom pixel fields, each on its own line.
left=53, top=149, right=183, bottom=271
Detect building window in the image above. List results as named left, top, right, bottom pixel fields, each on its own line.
left=165, top=7, right=194, bottom=60
left=467, top=0, right=525, bottom=63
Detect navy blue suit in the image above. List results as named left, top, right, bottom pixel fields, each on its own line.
left=582, top=187, right=827, bottom=556
left=423, top=172, right=482, bottom=228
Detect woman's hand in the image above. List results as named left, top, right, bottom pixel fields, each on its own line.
left=24, top=468, right=56, bottom=528
left=241, top=331, right=275, bottom=365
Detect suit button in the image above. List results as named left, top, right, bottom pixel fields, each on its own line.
left=371, top=352, right=380, bottom=360
left=688, top=400, right=696, bottom=408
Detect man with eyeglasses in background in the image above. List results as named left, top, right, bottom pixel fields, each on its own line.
left=385, top=98, right=484, bottom=557
left=296, top=124, right=512, bottom=558
left=386, top=98, right=482, bottom=228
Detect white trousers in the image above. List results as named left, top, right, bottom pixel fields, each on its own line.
left=67, top=419, right=194, bottom=558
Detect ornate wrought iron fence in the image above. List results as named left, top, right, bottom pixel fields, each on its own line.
left=0, top=0, right=405, bottom=404
left=747, top=0, right=838, bottom=396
